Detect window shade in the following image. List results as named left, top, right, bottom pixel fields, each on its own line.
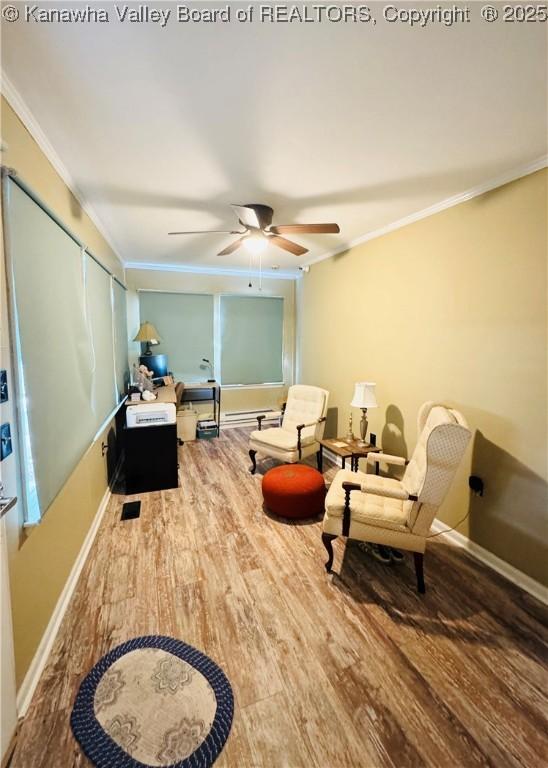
left=5, top=177, right=128, bottom=520
left=113, top=279, right=129, bottom=400
left=7, top=181, right=95, bottom=514
left=220, top=296, right=284, bottom=385
left=86, top=256, right=117, bottom=431
left=138, top=292, right=214, bottom=381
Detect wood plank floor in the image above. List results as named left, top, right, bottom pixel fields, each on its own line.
left=10, top=428, right=548, bottom=768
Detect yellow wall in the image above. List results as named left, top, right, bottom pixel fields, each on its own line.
left=298, top=169, right=547, bottom=585
left=126, top=269, right=296, bottom=413
left=1, top=99, right=123, bottom=281
left=1, top=96, right=125, bottom=685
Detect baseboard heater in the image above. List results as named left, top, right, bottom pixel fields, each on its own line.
left=221, top=408, right=281, bottom=428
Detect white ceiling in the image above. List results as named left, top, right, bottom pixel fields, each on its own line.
left=2, top=2, right=547, bottom=274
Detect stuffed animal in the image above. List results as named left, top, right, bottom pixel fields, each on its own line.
left=132, top=363, right=155, bottom=393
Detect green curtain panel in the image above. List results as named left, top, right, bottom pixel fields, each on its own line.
left=138, top=291, right=214, bottom=381
left=220, top=296, right=284, bottom=385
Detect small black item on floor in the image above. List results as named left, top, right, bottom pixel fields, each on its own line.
left=121, top=500, right=141, bottom=520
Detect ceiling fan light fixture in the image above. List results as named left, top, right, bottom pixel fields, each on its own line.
left=244, top=233, right=267, bottom=254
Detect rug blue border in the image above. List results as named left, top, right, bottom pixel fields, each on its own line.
left=70, top=635, right=234, bottom=768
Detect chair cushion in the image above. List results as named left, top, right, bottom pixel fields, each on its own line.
left=325, top=469, right=409, bottom=532
left=250, top=427, right=316, bottom=452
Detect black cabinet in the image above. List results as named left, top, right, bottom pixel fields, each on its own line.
left=124, top=423, right=178, bottom=494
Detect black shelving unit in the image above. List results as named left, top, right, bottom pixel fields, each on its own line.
left=124, top=423, right=178, bottom=494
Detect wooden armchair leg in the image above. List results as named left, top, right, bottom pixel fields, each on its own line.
left=322, top=533, right=337, bottom=573
left=414, top=552, right=425, bottom=594
left=316, top=449, right=323, bottom=473
left=249, top=449, right=257, bottom=475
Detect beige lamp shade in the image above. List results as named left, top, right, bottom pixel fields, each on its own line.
left=351, top=382, right=377, bottom=409
left=133, top=321, right=161, bottom=345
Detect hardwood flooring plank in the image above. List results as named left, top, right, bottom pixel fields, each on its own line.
left=242, top=567, right=383, bottom=767
left=240, top=691, right=316, bottom=768
left=403, top=634, right=547, bottom=768
left=9, top=428, right=548, bottom=768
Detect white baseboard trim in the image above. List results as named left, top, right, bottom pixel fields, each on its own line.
left=430, top=519, right=548, bottom=606
left=16, top=486, right=111, bottom=717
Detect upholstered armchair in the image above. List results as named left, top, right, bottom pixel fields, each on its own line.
left=321, top=402, right=471, bottom=593
left=249, top=385, right=329, bottom=474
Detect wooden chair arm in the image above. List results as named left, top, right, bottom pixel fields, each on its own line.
left=256, top=414, right=266, bottom=431
left=341, top=481, right=361, bottom=536
left=296, top=416, right=326, bottom=459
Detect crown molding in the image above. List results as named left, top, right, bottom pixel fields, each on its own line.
left=3, top=67, right=544, bottom=276
left=303, top=155, right=548, bottom=268
left=0, top=69, right=125, bottom=269
left=124, top=261, right=299, bottom=280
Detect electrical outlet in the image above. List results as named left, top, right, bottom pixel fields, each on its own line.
left=1, top=423, right=12, bottom=461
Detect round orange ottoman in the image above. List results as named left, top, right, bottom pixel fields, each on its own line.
left=262, top=465, right=326, bottom=519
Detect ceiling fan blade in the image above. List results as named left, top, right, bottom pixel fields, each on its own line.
left=231, top=204, right=273, bottom=230
left=268, top=235, right=308, bottom=256
left=269, top=223, right=340, bottom=235
left=217, top=236, right=247, bottom=256
left=168, top=229, right=242, bottom=236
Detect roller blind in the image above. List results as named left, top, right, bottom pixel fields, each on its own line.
left=113, top=279, right=129, bottom=399
left=220, top=296, right=284, bottom=385
left=138, top=291, right=214, bottom=381
left=86, top=256, right=117, bottom=431
left=5, top=177, right=128, bottom=521
left=7, top=181, right=95, bottom=515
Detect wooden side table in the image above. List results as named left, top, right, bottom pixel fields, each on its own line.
left=319, top=437, right=381, bottom=473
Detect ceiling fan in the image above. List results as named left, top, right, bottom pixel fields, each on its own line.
left=168, top=204, right=340, bottom=256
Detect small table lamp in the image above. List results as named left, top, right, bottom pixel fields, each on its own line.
left=351, top=382, right=377, bottom=446
left=133, top=321, right=161, bottom=356
left=200, top=358, right=215, bottom=383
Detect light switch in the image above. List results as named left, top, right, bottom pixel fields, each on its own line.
left=0, top=370, right=7, bottom=403
left=1, top=423, right=12, bottom=461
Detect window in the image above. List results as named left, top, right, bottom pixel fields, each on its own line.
left=138, top=291, right=285, bottom=387
left=138, top=291, right=214, bottom=381
left=5, top=176, right=128, bottom=522
left=220, top=296, right=284, bottom=385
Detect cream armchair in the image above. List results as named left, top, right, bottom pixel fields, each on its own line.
left=249, top=385, right=329, bottom=474
left=322, top=402, right=471, bottom=593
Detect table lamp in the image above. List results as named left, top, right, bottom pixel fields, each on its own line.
left=133, top=321, right=161, bottom=356
left=351, top=382, right=377, bottom=446
left=200, top=358, right=215, bottom=383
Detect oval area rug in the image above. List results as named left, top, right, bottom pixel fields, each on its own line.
left=70, top=635, right=234, bottom=768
